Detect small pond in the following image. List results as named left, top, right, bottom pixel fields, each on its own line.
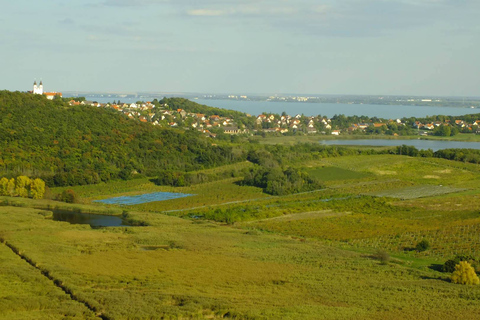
left=52, top=209, right=128, bottom=227
left=93, top=191, right=193, bottom=205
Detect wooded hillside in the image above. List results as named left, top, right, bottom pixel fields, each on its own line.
left=0, top=91, right=242, bottom=186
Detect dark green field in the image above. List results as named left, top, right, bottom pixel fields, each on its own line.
left=306, top=166, right=372, bottom=181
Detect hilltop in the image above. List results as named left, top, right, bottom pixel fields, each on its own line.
left=0, top=91, right=242, bottom=186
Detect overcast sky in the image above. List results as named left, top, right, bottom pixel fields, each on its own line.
left=1, top=0, right=479, bottom=96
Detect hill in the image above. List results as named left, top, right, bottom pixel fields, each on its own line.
left=0, top=91, right=242, bottom=186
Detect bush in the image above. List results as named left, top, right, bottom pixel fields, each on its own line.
left=415, top=239, right=430, bottom=252
left=57, top=189, right=78, bottom=203
left=443, top=255, right=475, bottom=273
left=451, top=261, right=480, bottom=285
left=241, top=165, right=323, bottom=196
left=373, top=249, right=390, bottom=265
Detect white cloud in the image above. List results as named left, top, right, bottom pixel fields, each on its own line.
left=187, top=9, right=229, bottom=16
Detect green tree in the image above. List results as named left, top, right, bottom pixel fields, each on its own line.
left=451, top=261, right=480, bottom=285
left=415, top=239, right=430, bottom=252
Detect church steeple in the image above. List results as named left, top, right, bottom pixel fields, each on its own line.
left=33, top=79, right=43, bottom=94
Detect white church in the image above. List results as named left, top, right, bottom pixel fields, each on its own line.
left=32, top=80, right=62, bottom=100
left=33, top=80, right=44, bottom=94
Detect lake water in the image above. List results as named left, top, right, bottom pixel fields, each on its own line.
left=320, top=139, right=480, bottom=151
left=83, top=95, right=479, bottom=119
left=94, top=191, right=193, bottom=205
left=194, top=99, right=479, bottom=118
left=52, top=210, right=127, bottom=227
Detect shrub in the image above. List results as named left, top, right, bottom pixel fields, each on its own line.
left=415, top=239, right=430, bottom=252
left=373, top=249, right=390, bottom=265
left=443, top=255, right=475, bottom=273
left=451, top=261, right=480, bottom=285
left=57, top=189, right=78, bottom=203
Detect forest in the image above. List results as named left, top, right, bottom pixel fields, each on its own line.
left=0, top=91, right=243, bottom=187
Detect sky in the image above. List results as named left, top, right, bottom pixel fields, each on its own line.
left=1, top=0, right=479, bottom=96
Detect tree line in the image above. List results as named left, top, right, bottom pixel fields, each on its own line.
left=0, top=176, right=45, bottom=199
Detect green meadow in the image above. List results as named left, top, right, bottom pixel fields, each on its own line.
left=2, top=154, right=480, bottom=319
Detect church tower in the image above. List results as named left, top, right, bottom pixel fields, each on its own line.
left=33, top=80, right=44, bottom=94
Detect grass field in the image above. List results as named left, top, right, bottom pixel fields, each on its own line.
left=2, top=205, right=480, bottom=319
left=307, top=166, right=372, bottom=181
left=2, top=153, right=480, bottom=319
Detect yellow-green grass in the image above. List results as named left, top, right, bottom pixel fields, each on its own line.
left=0, top=215, right=96, bottom=319
left=366, top=185, right=466, bottom=199
left=2, top=205, right=480, bottom=319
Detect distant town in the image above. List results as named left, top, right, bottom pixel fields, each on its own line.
left=29, top=82, right=480, bottom=138
left=66, top=97, right=480, bottom=138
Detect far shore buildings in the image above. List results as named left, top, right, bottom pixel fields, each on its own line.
left=31, top=80, right=62, bottom=100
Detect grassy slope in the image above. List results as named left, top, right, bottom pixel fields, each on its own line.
left=1, top=205, right=480, bottom=319
left=2, top=155, right=480, bottom=318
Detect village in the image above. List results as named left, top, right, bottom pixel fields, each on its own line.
left=67, top=98, right=480, bottom=138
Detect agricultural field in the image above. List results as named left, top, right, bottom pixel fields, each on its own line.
left=1, top=153, right=480, bottom=319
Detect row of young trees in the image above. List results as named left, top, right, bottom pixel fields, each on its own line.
left=393, top=145, right=480, bottom=164
left=0, top=176, right=45, bottom=199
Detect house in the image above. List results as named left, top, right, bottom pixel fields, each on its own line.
left=424, top=123, right=435, bottom=130
left=331, top=130, right=340, bottom=135
left=224, top=126, right=240, bottom=134
left=307, top=127, right=317, bottom=134
left=177, top=109, right=187, bottom=118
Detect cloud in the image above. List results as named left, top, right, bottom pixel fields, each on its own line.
left=101, top=0, right=166, bottom=7
left=59, top=18, right=75, bottom=25
left=187, top=9, right=229, bottom=17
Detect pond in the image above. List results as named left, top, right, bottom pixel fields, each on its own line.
left=52, top=209, right=128, bottom=227
left=320, top=139, right=480, bottom=152
left=93, top=191, right=193, bottom=205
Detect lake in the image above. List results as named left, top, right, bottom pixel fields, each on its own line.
left=52, top=210, right=127, bottom=227
left=194, top=99, right=479, bottom=118
left=94, top=191, right=193, bottom=205
left=320, top=139, right=480, bottom=151
left=84, top=95, right=479, bottom=119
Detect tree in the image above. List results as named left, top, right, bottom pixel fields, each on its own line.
left=15, top=176, right=31, bottom=198
left=6, top=178, right=15, bottom=196
left=0, top=177, right=8, bottom=196
left=30, top=178, right=46, bottom=199
left=415, top=239, right=430, bottom=252
left=451, top=261, right=480, bottom=285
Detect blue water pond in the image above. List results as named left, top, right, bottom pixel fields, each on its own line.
left=94, top=191, right=193, bottom=205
